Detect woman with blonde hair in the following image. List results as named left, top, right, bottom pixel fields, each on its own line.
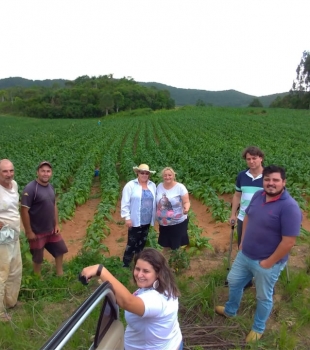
left=156, top=167, right=190, bottom=254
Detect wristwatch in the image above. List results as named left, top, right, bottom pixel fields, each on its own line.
left=96, top=264, right=103, bottom=276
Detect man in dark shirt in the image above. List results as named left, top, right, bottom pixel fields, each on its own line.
left=21, top=161, right=68, bottom=276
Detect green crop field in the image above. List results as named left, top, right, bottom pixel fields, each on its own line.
left=2, top=106, right=310, bottom=220
left=1, top=107, right=310, bottom=349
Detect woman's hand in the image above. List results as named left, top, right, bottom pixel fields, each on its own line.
left=183, top=207, right=189, bottom=215
left=81, top=264, right=99, bottom=282
left=125, top=219, right=133, bottom=228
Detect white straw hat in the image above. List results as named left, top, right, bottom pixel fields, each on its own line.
left=133, top=164, right=156, bottom=174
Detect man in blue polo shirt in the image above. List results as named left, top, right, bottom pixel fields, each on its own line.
left=216, top=165, right=302, bottom=343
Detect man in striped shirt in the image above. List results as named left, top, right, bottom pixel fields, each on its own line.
left=229, top=146, right=264, bottom=288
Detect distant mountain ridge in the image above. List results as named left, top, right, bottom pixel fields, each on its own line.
left=0, top=77, right=67, bottom=89
left=0, top=77, right=288, bottom=107
left=139, top=82, right=289, bottom=107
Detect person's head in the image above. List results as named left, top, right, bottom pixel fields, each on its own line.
left=263, top=165, right=286, bottom=197
left=0, top=159, right=14, bottom=188
left=242, top=146, right=264, bottom=171
left=161, top=167, right=176, bottom=183
left=36, top=161, right=53, bottom=186
left=133, top=248, right=180, bottom=299
left=133, top=164, right=155, bottom=183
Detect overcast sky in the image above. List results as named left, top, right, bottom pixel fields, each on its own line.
left=1, top=0, right=309, bottom=96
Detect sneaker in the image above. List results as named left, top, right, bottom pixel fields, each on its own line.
left=246, top=330, right=263, bottom=343
left=215, top=306, right=231, bottom=317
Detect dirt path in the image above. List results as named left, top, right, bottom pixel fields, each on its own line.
left=46, top=188, right=310, bottom=275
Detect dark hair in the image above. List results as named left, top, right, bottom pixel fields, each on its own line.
left=263, top=165, right=286, bottom=180
left=133, top=248, right=180, bottom=299
left=242, top=146, right=264, bottom=160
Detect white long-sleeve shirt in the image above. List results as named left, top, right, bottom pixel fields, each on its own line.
left=121, top=179, right=156, bottom=227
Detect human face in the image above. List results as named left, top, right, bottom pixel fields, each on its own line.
left=162, top=170, right=174, bottom=184
left=0, top=160, right=14, bottom=188
left=138, top=171, right=150, bottom=183
left=134, top=259, right=158, bottom=289
left=263, top=172, right=286, bottom=197
left=245, top=153, right=263, bottom=171
left=37, top=165, right=52, bottom=185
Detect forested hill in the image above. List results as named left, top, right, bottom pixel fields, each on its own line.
left=0, top=77, right=288, bottom=107
left=139, top=82, right=289, bottom=107
left=0, top=77, right=67, bottom=89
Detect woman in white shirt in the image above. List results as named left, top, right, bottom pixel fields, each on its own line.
left=121, top=164, right=156, bottom=267
left=156, top=167, right=190, bottom=254
left=81, top=248, right=183, bottom=350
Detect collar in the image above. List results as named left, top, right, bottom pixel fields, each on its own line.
left=133, top=178, right=151, bottom=185
left=245, top=169, right=263, bottom=180
left=262, top=188, right=288, bottom=203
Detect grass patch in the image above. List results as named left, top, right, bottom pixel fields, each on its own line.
left=4, top=244, right=310, bottom=349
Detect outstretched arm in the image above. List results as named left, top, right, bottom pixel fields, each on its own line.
left=81, top=264, right=145, bottom=316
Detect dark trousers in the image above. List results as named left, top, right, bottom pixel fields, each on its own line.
left=122, top=224, right=150, bottom=267
left=237, top=219, right=243, bottom=248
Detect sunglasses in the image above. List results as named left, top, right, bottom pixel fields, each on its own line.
left=139, top=171, right=150, bottom=175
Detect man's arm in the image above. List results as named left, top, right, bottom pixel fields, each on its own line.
left=230, top=191, right=241, bottom=223
left=20, top=206, right=36, bottom=240
left=260, top=236, right=296, bottom=268
left=54, top=203, right=60, bottom=234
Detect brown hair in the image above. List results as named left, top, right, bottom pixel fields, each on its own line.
left=242, top=146, right=264, bottom=160
left=133, top=248, right=180, bottom=299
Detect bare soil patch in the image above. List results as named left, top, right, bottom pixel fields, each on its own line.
left=44, top=180, right=101, bottom=262
left=50, top=187, right=310, bottom=275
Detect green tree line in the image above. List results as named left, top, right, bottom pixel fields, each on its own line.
left=0, top=75, right=175, bottom=118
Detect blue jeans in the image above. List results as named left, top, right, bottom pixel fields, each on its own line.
left=225, top=251, right=286, bottom=333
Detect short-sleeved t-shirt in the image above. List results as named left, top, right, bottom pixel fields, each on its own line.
left=235, top=169, right=263, bottom=221
left=124, top=288, right=182, bottom=350
left=21, top=180, right=56, bottom=234
left=156, top=182, right=188, bottom=226
left=242, top=189, right=302, bottom=263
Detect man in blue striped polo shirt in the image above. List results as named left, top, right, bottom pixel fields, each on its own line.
left=230, top=146, right=264, bottom=247
left=229, top=146, right=264, bottom=288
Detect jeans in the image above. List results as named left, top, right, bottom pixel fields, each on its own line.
left=225, top=251, right=286, bottom=333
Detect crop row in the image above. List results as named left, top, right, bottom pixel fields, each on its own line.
left=1, top=107, right=310, bottom=223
